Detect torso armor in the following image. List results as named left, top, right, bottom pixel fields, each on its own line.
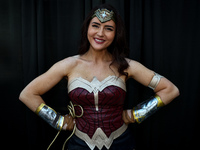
left=68, top=76, right=127, bottom=150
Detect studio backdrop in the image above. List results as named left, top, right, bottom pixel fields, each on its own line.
left=1, top=0, right=200, bottom=149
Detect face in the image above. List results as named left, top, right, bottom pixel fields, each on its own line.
left=87, top=17, right=116, bottom=51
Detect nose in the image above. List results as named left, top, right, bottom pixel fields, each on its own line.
left=97, top=27, right=104, bottom=37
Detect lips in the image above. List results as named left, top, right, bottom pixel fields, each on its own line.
left=94, top=38, right=105, bottom=44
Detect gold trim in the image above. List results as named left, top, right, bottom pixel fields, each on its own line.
left=132, top=109, right=139, bottom=123
left=155, top=95, right=165, bottom=107
left=35, top=103, right=45, bottom=115
left=92, top=8, right=115, bottom=23
left=57, top=115, right=64, bottom=131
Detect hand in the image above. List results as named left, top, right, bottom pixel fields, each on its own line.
left=62, top=114, right=76, bottom=131
left=122, top=109, right=135, bottom=124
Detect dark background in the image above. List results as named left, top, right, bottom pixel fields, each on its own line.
left=1, top=0, right=199, bottom=149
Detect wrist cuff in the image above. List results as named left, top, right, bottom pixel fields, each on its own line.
left=35, top=103, right=64, bottom=130
left=133, top=95, right=164, bottom=123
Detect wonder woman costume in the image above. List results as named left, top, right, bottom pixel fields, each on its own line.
left=35, top=73, right=164, bottom=150
left=35, top=8, right=165, bottom=150
left=68, top=76, right=128, bottom=150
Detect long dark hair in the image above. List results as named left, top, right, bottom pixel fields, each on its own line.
left=78, top=4, right=129, bottom=77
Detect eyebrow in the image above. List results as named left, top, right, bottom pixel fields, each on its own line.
left=92, top=22, right=115, bottom=29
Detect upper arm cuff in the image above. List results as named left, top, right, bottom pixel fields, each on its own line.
left=148, top=72, right=163, bottom=90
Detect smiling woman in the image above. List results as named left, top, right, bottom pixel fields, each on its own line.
left=79, top=4, right=129, bottom=77
left=19, top=3, right=179, bottom=150
left=87, top=17, right=116, bottom=51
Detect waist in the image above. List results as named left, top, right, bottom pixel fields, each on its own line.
left=75, top=106, right=124, bottom=138
left=75, top=123, right=128, bottom=150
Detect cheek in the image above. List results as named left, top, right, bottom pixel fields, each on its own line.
left=87, top=27, right=95, bottom=38
left=107, top=32, right=115, bottom=42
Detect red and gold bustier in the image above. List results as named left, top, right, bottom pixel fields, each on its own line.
left=68, top=76, right=127, bottom=150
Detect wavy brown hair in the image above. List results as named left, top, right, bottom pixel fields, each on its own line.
left=78, top=4, right=129, bottom=77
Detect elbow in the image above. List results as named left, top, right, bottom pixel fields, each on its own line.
left=19, top=89, right=29, bottom=103
left=168, top=84, right=180, bottom=102
left=157, top=81, right=180, bottom=105
left=19, top=90, right=25, bottom=102
left=172, top=85, right=180, bottom=99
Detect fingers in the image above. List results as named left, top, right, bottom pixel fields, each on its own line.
left=122, top=109, right=135, bottom=125
left=62, top=115, right=76, bottom=131
left=122, top=110, right=128, bottom=124
left=126, top=109, right=135, bottom=123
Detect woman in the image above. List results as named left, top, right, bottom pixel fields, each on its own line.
left=19, top=4, right=179, bottom=150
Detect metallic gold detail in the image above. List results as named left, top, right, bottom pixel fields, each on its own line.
left=57, top=115, right=64, bottom=130
left=67, top=101, right=84, bottom=118
left=132, top=109, right=141, bottom=123
left=133, top=96, right=164, bottom=123
left=62, top=101, right=83, bottom=150
left=75, top=124, right=127, bottom=150
left=92, top=8, right=115, bottom=23
left=35, top=103, right=45, bottom=115
left=35, top=103, right=64, bottom=130
left=155, top=95, right=165, bottom=107
left=47, top=101, right=84, bottom=150
left=148, top=72, right=163, bottom=90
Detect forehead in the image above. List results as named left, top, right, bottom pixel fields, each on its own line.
left=90, top=17, right=116, bottom=27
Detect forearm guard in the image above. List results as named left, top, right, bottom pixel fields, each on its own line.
left=35, top=103, right=64, bottom=130
left=133, top=95, right=165, bottom=123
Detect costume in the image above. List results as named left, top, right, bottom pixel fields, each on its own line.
left=35, top=103, right=64, bottom=131
left=35, top=73, right=164, bottom=150
left=66, top=9, right=135, bottom=148
left=34, top=7, right=165, bottom=149
left=133, top=73, right=165, bottom=123
left=67, top=76, right=133, bottom=150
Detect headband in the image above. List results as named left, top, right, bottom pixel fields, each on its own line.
left=92, top=8, right=115, bottom=23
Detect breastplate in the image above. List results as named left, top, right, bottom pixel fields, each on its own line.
left=68, top=76, right=127, bottom=150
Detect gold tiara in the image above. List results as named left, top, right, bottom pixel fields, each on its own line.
left=92, top=8, right=115, bottom=23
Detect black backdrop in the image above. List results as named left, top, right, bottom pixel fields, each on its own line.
left=1, top=0, right=200, bottom=149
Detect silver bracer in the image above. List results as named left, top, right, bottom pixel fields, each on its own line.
left=35, top=103, right=64, bottom=130
left=133, top=95, right=165, bottom=123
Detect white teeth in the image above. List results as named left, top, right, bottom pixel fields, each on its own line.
left=95, top=38, right=104, bottom=42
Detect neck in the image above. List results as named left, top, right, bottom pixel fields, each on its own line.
left=84, top=47, right=112, bottom=64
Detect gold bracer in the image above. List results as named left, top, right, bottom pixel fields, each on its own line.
left=133, top=95, right=165, bottom=123
left=35, top=103, right=64, bottom=130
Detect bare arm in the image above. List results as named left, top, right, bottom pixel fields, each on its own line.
left=19, top=57, right=77, bottom=130
left=19, top=59, right=67, bottom=111
left=123, top=59, right=180, bottom=124
left=127, top=60, right=179, bottom=104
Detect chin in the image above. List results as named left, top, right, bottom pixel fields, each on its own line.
left=91, top=45, right=108, bottom=51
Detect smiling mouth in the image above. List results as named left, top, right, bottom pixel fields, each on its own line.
left=94, top=38, right=105, bottom=44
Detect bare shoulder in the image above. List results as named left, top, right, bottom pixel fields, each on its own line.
left=125, top=58, right=152, bottom=76
left=125, top=58, right=154, bottom=86
left=125, top=58, right=140, bottom=66
left=59, top=55, right=79, bottom=66
left=55, top=55, right=80, bottom=76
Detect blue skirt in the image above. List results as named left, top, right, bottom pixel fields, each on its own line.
left=67, top=128, right=136, bottom=150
